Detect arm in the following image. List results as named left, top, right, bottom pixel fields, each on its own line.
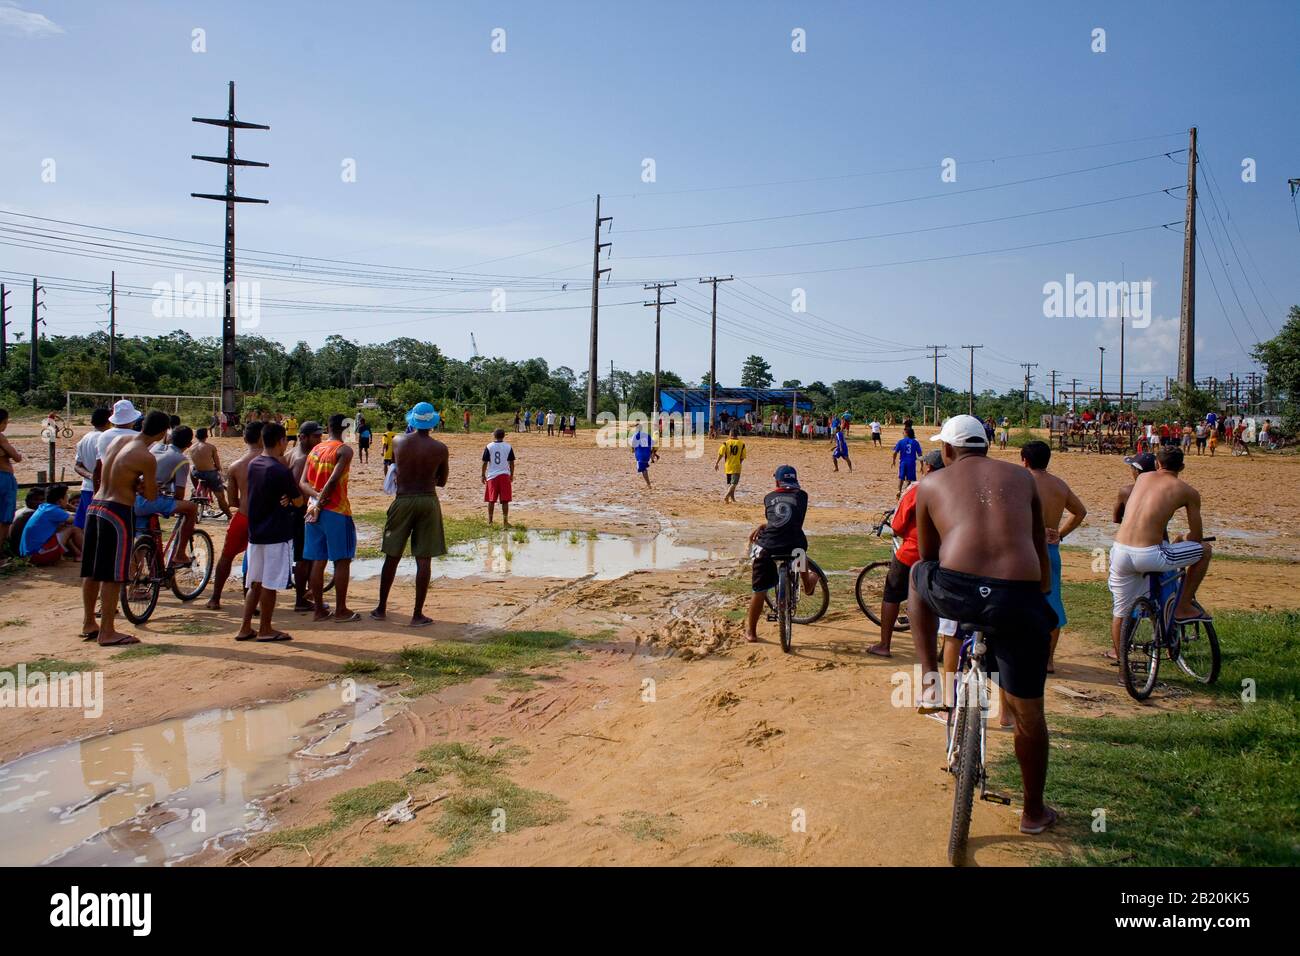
left=1184, top=487, right=1203, bottom=542
left=1112, top=485, right=1130, bottom=524
left=0, top=435, right=22, bottom=463
left=435, top=450, right=449, bottom=488
left=481, top=450, right=488, bottom=484
left=138, top=453, right=159, bottom=503
left=914, top=485, right=939, bottom=562
left=1029, top=480, right=1050, bottom=592
left=1058, top=488, right=1087, bottom=540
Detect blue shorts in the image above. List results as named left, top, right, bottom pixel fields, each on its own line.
left=304, top=509, right=357, bottom=561
left=899, top=463, right=917, bottom=482
left=135, top=494, right=178, bottom=518
left=1045, top=543, right=1066, bottom=628
left=0, top=472, right=16, bottom=524
left=74, top=489, right=93, bottom=529
left=635, top=458, right=651, bottom=473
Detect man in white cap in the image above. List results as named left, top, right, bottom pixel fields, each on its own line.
left=908, top=413, right=1058, bottom=836
left=92, top=399, right=144, bottom=487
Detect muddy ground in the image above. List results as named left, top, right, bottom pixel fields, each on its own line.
left=2, top=416, right=1297, bottom=866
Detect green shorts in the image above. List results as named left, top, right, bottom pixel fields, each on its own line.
left=381, top=493, right=446, bottom=559
left=725, top=472, right=741, bottom=485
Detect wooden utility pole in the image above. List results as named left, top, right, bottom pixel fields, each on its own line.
left=29, top=277, right=45, bottom=389
left=643, top=282, right=676, bottom=422
left=960, top=344, right=982, bottom=416
left=1177, top=126, right=1197, bottom=388
left=192, top=80, right=269, bottom=426
left=926, top=344, right=948, bottom=424
left=0, top=283, right=10, bottom=369
left=109, top=271, right=117, bottom=376
left=586, top=194, right=613, bottom=421
left=699, top=275, right=733, bottom=433
left=1019, top=362, right=1037, bottom=425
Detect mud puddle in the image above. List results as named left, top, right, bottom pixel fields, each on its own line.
left=0, top=682, right=400, bottom=866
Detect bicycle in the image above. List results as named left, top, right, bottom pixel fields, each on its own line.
left=942, top=619, right=1012, bottom=866
left=122, top=508, right=215, bottom=624
left=855, top=508, right=911, bottom=631
left=189, top=477, right=228, bottom=523
left=762, top=549, right=829, bottom=652
left=1119, top=538, right=1220, bottom=700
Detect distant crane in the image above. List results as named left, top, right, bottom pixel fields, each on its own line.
left=470, top=332, right=480, bottom=359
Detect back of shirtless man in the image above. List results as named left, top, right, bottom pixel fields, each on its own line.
left=1020, top=441, right=1086, bottom=674
left=81, top=410, right=169, bottom=646
left=909, top=415, right=1058, bottom=835
left=1108, top=446, right=1212, bottom=660
left=206, top=421, right=264, bottom=608
left=188, top=427, right=231, bottom=518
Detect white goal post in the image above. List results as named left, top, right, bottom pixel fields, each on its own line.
left=65, top=391, right=221, bottom=422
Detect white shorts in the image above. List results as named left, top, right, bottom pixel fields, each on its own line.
left=1108, top=541, right=1204, bottom=617
left=246, top=541, right=293, bottom=590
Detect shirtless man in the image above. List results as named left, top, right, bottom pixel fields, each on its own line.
left=1112, top=452, right=1156, bottom=524
left=188, top=427, right=232, bottom=518
left=1020, top=441, right=1086, bottom=675
left=286, top=421, right=324, bottom=612
left=1108, top=446, right=1212, bottom=661
left=205, top=421, right=263, bottom=609
left=909, top=415, right=1057, bottom=835
left=0, top=408, right=23, bottom=563
left=80, top=410, right=170, bottom=646
left=371, top=402, right=449, bottom=627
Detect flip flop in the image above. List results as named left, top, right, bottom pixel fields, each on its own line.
left=1020, top=806, right=1059, bottom=835
left=334, top=612, right=362, bottom=623
left=256, top=631, right=293, bottom=642
left=80, top=630, right=99, bottom=642
left=98, top=634, right=140, bottom=646
left=234, top=632, right=259, bottom=642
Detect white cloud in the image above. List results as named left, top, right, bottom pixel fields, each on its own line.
left=0, top=2, right=64, bottom=38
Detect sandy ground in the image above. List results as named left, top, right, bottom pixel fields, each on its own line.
left=2, top=415, right=1298, bottom=866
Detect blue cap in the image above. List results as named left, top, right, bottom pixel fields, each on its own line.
left=774, top=464, right=799, bottom=488
left=406, top=402, right=440, bottom=431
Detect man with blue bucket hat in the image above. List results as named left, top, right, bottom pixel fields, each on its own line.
left=370, top=401, right=449, bottom=627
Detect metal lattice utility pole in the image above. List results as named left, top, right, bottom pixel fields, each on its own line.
left=699, top=275, right=733, bottom=433
left=586, top=194, right=613, bottom=421
left=960, top=344, right=982, bottom=416
left=1177, top=126, right=1197, bottom=388
left=191, top=80, right=269, bottom=426
left=644, top=282, right=676, bottom=424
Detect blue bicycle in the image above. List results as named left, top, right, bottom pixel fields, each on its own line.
left=1119, top=539, right=1220, bottom=700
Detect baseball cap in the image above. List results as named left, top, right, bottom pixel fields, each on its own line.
left=298, top=420, right=323, bottom=437
left=108, top=399, right=142, bottom=426
left=1124, top=452, right=1156, bottom=473
left=773, top=464, right=800, bottom=489
left=930, top=414, right=989, bottom=448
left=922, top=449, right=945, bottom=471
left=406, top=401, right=440, bottom=430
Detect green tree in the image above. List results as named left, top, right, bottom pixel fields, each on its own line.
left=1253, top=305, right=1300, bottom=433
left=740, top=355, right=773, bottom=388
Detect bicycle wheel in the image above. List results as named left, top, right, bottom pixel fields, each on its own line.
left=855, top=561, right=910, bottom=632
left=947, top=681, right=982, bottom=866
left=1120, top=596, right=1161, bottom=700
left=1173, top=619, right=1221, bottom=685
left=170, top=529, right=214, bottom=602
left=763, top=559, right=828, bottom=624
left=778, top=564, right=794, bottom=654
left=121, top=538, right=161, bottom=625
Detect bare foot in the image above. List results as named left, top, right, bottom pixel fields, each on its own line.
left=369, top=608, right=387, bottom=621
left=745, top=632, right=759, bottom=643
left=205, top=599, right=221, bottom=610
left=865, top=643, right=892, bottom=658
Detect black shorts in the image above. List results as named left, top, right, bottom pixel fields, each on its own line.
left=872, top=433, right=882, bottom=443
left=910, top=560, right=1057, bottom=699
left=359, top=437, right=371, bottom=449
left=81, top=499, right=133, bottom=583
left=292, top=508, right=307, bottom=564
left=725, top=473, right=740, bottom=486
left=882, top=554, right=911, bottom=604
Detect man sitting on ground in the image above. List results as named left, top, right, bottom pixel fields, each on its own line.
left=20, top=483, right=82, bottom=564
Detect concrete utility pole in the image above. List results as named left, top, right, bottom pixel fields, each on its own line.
left=109, top=271, right=117, bottom=376
left=1048, top=369, right=1059, bottom=411
left=927, top=344, right=948, bottom=424
left=699, top=275, right=733, bottom=432
left=29, top=277, right=45, bottom=389
left=1119, top=277, right=1127, bottom=414
left=1177, top=126, right=1197, bottom=388
left=1070, top=377, right=1080, bottom=413
left=586, top=194, right=613, bottom=421
left=1098, top=346, right=1106, bottom=407
left=961, top=344, right=983, bottom=416
left=0, top=283, right=10, bottom=369
left=191, top=80, right=269, bottom=426
left=643, top=282, right=676, bottom=421
left=1019, top=362, right=1038, bottom=425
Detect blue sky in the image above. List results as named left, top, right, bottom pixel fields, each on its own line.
left=2, top=0, right=1297, bottom=400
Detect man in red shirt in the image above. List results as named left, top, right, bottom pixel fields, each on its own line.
left=867, top=450, right=943, bottom=657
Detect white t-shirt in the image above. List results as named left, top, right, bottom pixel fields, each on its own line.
left=870, top=421, right=881, bottom=434
left=545, top=412, right=555, bottom=426
left=482, top=441, right=515, bottom=480
left=74, top=430, right=103, bottom=493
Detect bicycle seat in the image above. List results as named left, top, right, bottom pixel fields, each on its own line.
left=959, top=621, right=996, bottom=636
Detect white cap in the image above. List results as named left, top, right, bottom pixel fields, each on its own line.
left=931, top=413, right=988, bottom=448
left=108, top=398, right=142, bottom=426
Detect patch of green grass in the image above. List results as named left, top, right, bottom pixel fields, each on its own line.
left=620, top=810, right=681, bottom=842
left=727, top=830, right=784, bottom=852
left=0, top=558, right=32, bottom=578
left=0, top=658, right=95, bottom=682
left=156, top=617, right=220, bottom=635
left=567, top=530, right=580, bottom=545
left=510, top=527, right=528, bottom=544
left=345, top=630, right=574, bottom=696
left=804, top=532, right=892, bottom=572
left=353, top=511, right=493, bottom=552
left=0, top=617, right=27, bottom=628
left=483, top=694, right=505, bottom=705
left=341, top=659, right=383, bottom=675
left=261, top=779, right=410, bottom=849
left=112, top=644, right=176, bottom=661
left=360, top=843, right=420, bottom=867
left=581, top=627, right=618, bottom=643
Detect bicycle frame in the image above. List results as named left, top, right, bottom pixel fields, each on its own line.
left=946, top=631, right=989, bottom=778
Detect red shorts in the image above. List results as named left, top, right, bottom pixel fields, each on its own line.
left=30, top=535, right=63, bottom=566
left=484, top=474, right=512, bottom=503
left=221, top=511, right=250, bottom=561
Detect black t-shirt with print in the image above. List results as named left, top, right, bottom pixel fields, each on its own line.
left=757, top=488, right=808, bottom=554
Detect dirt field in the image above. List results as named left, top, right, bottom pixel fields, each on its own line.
left=2, top=414, right=1297, bottom=866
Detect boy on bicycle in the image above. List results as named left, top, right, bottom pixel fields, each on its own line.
left=745, top=465, right=817, bottom=643
left=1107, top=446, right=1212, bottom=662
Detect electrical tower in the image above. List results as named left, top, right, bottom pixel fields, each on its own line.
left=191, top=80, right=269, bottom=425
